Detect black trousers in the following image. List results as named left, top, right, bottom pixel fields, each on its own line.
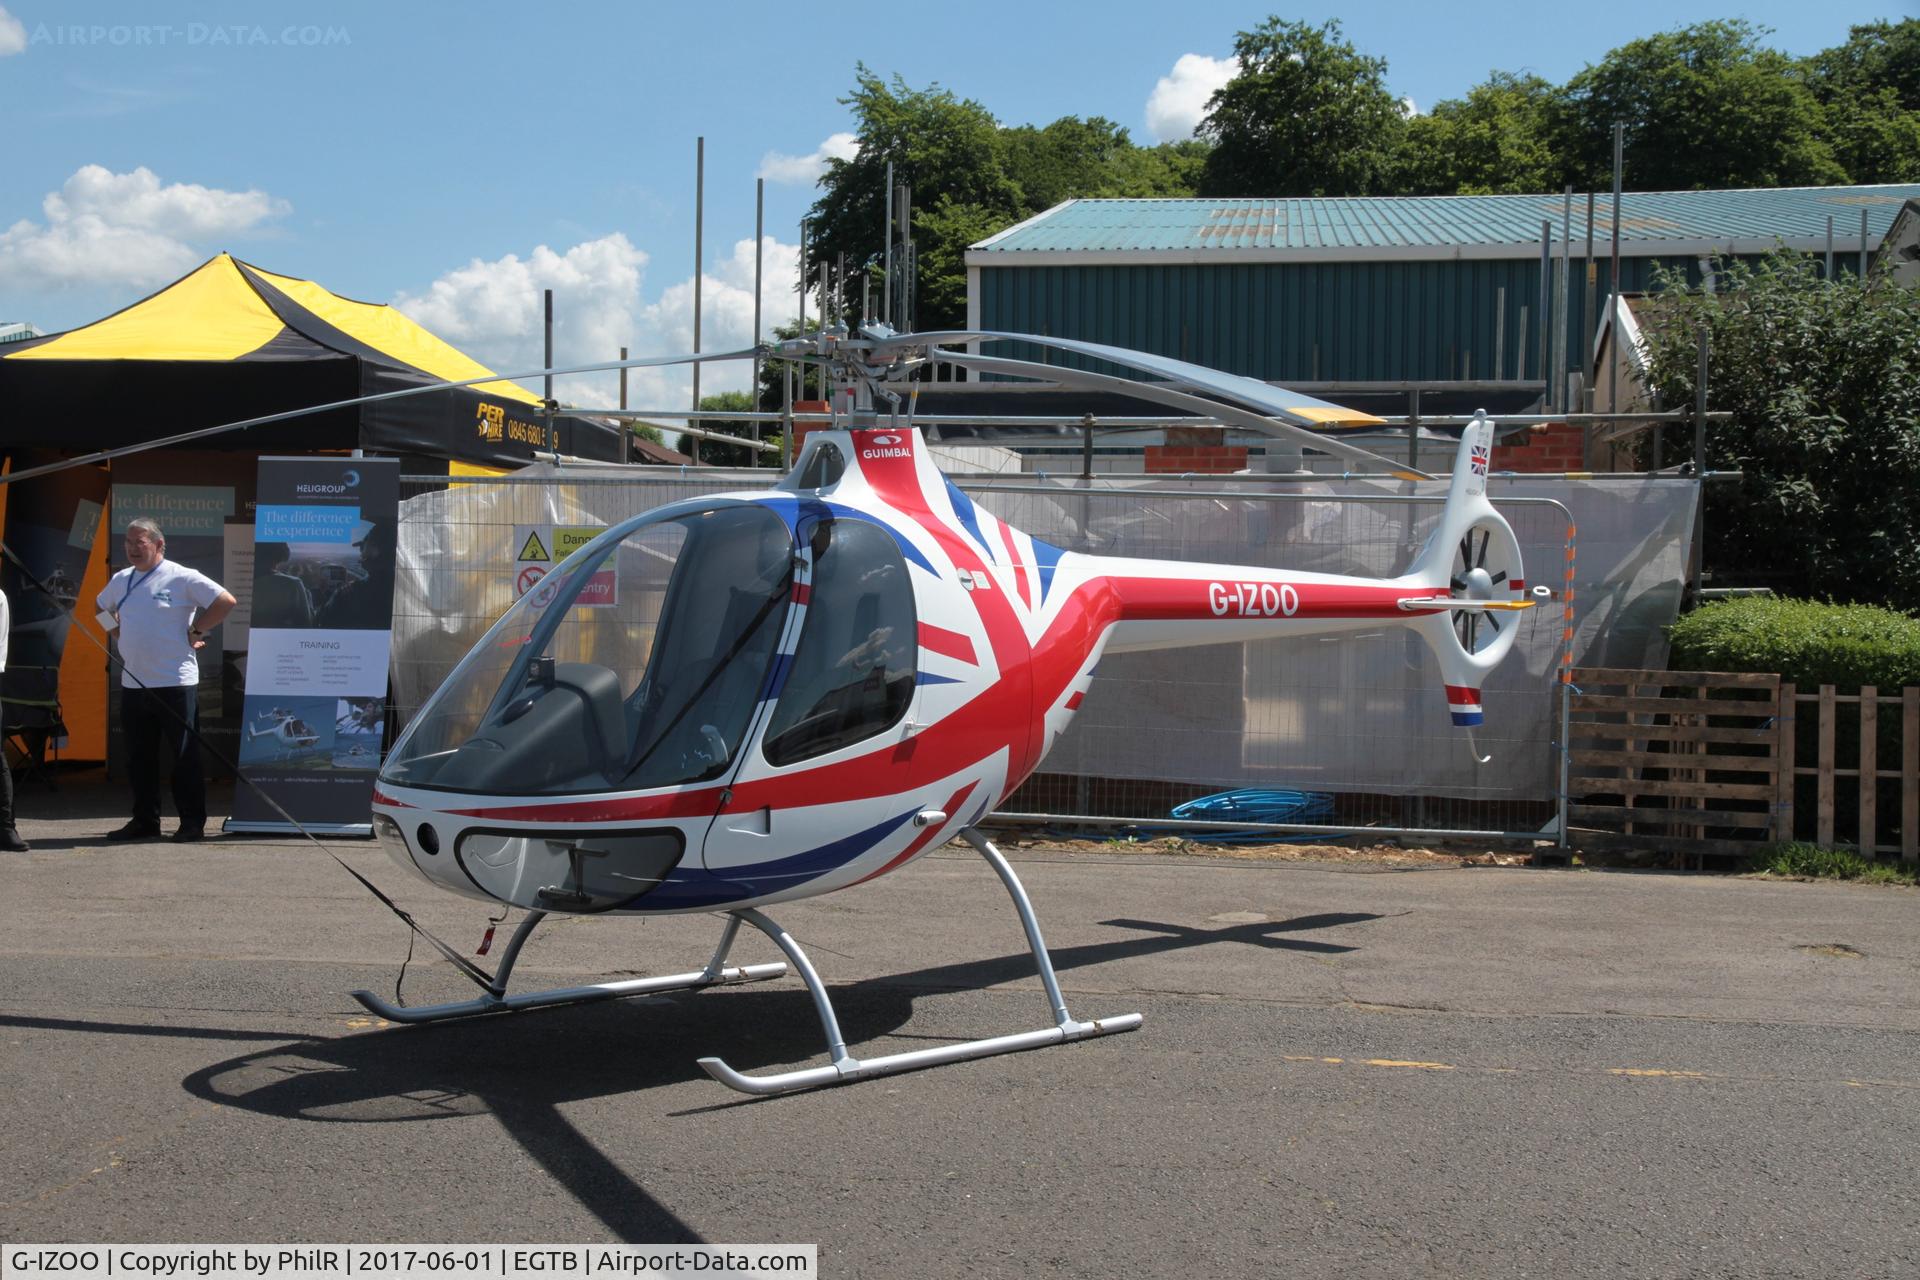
left=121, top=686, right=205, bottom=829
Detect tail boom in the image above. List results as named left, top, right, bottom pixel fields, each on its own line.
left=1057, top=412, right=1529, bottom=747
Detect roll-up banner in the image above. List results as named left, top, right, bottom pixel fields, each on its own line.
left=227, top=457, right=398, bottom=836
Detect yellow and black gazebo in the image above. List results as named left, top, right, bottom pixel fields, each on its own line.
left=0, top=254, right=623, bottom=764
left=0, top=252, right=621, bottom=466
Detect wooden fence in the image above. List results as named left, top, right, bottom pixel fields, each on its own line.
left=1564, top=668, right=1918, bottom=862
left=1784, top=684, right=1919, bottom=861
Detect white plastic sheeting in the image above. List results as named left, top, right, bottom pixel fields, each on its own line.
left=393, top=466, right=1696, bottom=804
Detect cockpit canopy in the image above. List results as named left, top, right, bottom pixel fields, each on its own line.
left=381, top=499, right=918, bottom=798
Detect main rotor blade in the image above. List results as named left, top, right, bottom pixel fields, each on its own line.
left=877, top=329, right=1386, bottom=431
left=0, top=347, right=760, bottom=488
left=941, top=351, right=1430, bottom=480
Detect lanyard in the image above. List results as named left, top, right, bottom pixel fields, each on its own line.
left=118, top=566, right=158, bottom=609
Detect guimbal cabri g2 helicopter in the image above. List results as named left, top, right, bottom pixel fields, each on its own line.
left=362, top=324, right=1537, bottom=1094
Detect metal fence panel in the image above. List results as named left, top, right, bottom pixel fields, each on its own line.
left=395, top=466, right=1695, bottom=833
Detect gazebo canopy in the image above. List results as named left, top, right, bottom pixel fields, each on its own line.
left=0, top=254, right=622, bottom=466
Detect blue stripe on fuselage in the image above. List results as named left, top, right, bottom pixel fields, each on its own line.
left=1031, top=536, right=1065, bottom=604
left=944, top=479, right=995, bottom=564
left=634, top=806, right=922, bottom=910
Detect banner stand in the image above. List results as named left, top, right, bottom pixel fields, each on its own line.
left=225, top=456, right=399, bottom=837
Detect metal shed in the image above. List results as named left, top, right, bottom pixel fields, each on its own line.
left=965, top=185, right=1920, bottom=394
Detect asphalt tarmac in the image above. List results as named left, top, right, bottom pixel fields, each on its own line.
left=3, top=780, right=1917, bottom=1279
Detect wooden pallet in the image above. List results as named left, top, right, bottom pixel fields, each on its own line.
left=1565, top=668, right=1785, bottom=858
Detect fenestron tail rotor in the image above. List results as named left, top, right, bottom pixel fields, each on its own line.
left=1448, top=519, right=1525, bottom=656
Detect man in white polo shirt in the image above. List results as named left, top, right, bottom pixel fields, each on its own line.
left=97, top=518, right=237, bottom=842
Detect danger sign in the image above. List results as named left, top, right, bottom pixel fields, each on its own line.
left=513, top=523, right=617, bottom=607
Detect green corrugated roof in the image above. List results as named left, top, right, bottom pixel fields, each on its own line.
left=971, top=185, right=1920, bottom=257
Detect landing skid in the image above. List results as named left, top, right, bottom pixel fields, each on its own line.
left=349, top=911, right=788, bottom=1024
left=696, top=830, right=1143, bottom=1095
left=350, top=831, right=1142, bottom=1095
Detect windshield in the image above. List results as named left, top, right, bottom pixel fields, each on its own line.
left=382, top=502, right=795, bottom=795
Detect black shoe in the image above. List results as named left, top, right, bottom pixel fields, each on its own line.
left=108, top=821, right=163, bottom=842
left=0, top=828, right=28, bottom=852
left=171, top=826, right=207, bottom=843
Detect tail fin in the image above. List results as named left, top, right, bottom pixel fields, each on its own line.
left=1404, top=413, right=1529, bottom=750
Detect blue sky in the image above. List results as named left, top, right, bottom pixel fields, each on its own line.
left=0, top=1, right=1902, bottom=406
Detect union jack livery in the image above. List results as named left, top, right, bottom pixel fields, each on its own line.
left=361, top=326, right=1536, bottom=1093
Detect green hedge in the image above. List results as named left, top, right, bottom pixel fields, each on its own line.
left=1668, top=597, right=1920, bottom=691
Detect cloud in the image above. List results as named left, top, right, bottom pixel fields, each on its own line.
left=1145, top=53, right=1239, bottom=143
left=0, top=164, right=289, bottom=291
left=0, top=7, right=25, bottom=57
left=392, top=233, right=804, bottom=410
left=757, top=132, right=858, bottom=186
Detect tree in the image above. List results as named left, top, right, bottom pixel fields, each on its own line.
left=804, top=70, right=1207, bottom=335
left=804, top=66, right=1021, bottom=333
left=1554, top=21, right=1845, bottom=191
left=680, top=391, right=773, bottom=468
left=1802, top=20, right=1920, bottom=182
left=1108, top=139, right=1211, bottom=197
left=1197, top=18, right=1406, bottom=197
left=1396, top=72, right=1559, bottom=195
left=1804, top=19, right=1920, bottom=110
left=1001, top=117, right=1210, bottom=208
left=756, top=318, right=830, bottom=410
left=1637, top=252, right=1920, bottom=610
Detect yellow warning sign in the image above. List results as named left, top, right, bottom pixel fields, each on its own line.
left=517, top=529, right=550, bottom=562
left=553, top=525, right=600, bottom=557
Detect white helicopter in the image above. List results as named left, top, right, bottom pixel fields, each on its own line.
left=245, top=707, right=323, bottom=758
left=359, top=324, right=1539, bottom=1094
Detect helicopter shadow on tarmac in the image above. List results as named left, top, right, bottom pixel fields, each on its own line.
left=154, top=909, right=1380, bottom=1240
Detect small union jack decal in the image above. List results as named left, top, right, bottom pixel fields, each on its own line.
left=1469, top=443, right=1490, bottom=476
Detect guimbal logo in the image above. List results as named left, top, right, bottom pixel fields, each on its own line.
left=860, top=433, right=910, bottom=460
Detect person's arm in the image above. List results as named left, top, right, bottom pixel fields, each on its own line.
left=189, top=590, right=238, bottom=648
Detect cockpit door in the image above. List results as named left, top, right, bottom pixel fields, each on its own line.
left=700, top=516, right=929, bottom=892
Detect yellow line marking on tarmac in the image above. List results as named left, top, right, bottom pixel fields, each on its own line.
left=1274, top=1055, right=1918, bottom=1091
left=1364, top=1059, right=1455, bottom=1070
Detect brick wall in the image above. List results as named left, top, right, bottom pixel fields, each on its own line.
left=1493, top=421, right=1586, bottom=474
left=1144, top=425, right=1248, bottom=475
left=789, top=401, right=831, bottom=454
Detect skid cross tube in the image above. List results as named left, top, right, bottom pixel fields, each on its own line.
left=697, top=831, right=1143, bottom=1095
left=350, top=910, right=788, bottom=1024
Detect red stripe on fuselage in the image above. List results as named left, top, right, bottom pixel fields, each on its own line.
left=1444, top=684, right=1482, bottom=706
left=439, top=787, right=724, bottom=824
left=918, top=622, right=977, bottom=664
left=1107, top=576, right=1446, bottom=620
left=999, top=522, right=1030, bottom=607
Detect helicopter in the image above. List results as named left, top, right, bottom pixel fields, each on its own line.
left=360, top=324, right=1539, bottom=1095
left=245, top=707, right=323, bottom=757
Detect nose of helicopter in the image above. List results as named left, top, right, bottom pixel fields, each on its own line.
left=370, top=792, right=689, bottom=914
